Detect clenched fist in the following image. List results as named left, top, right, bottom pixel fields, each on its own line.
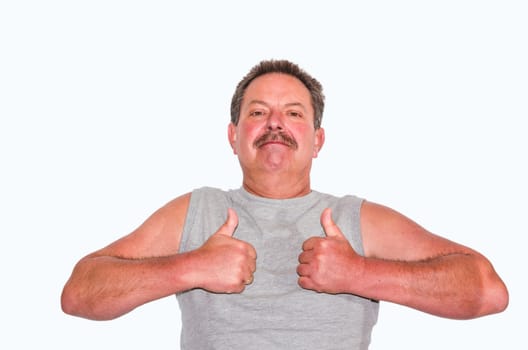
left=297, top=208, right=363, bottom=294
left=192, top=208, right=257, bottom=293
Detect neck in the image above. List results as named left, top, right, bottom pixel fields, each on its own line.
left=241, top=171, right=312, bottom=199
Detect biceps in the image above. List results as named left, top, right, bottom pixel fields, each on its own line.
left=95, top=194, right=190, bottom=259
left=360, top=201, right=473, bottom=261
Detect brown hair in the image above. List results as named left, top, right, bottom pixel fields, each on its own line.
left=230, top=59, right=325, bottom=129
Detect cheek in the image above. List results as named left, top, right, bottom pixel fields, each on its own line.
left=240, top=124, right=262, bottom=143
left=291, top=125, right=314, bottom=144
left=292, top=128, right=318, bottom=157
left=234, top=125, right=259, bottom=153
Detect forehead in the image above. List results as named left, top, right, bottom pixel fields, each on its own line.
left=243, top=73, right=312, bottom=105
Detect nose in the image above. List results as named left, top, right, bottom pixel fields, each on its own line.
left=266, top=110, right=284, bottom=131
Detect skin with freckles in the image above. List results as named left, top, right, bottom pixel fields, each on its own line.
left=61, top=60, right=508, bottom=327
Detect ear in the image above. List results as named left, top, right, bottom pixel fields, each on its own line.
left=313, top=127, right=325, bottom=158
left=227, top=122, right=238, bottom=155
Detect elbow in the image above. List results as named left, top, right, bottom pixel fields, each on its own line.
left=61, top=285, right=115, bottom=321
left=61, top=275, right=104, bottom=320
left=61, top=279, right=92, bottom=318
left=481, top=259, right=509, bottom=316
left=454, top=258, right=509, bottom=319
left=61, top=262, right=93, bottom=318
left=61, top=282, right=80, bottom=317
left=484, top=277, right=509, bottom=315
left=61, top=258, right=107, bottom=320
left=470, top=264, right=509, bottom=318
left=450, top=280, right=508, bottom=320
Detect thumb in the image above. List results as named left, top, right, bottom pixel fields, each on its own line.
left=216, top=208, right=239, bottom=237
left=320, top=208, right=345, bottom=239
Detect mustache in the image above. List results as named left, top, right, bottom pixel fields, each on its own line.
left=253, top=131, right=298, bottom=149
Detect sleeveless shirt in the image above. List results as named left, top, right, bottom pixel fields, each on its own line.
left=177, top=187, right=379, bottom=349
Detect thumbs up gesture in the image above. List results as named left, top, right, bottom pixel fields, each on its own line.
left=297, top=208, right=361, bottom=294
left=192, top=208, right=257, bottom=293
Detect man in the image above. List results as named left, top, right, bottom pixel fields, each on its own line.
left=61, top=59, right=508, bottom=349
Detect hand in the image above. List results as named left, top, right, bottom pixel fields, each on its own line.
left=297, top=208, right=362, bottom=294
left=193, top=208, right=257, bottom=293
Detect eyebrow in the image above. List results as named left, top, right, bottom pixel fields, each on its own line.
left=247, top=100, right=308, bottom=112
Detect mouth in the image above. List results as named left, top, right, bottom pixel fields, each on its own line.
left=253, top=131, right=298, bottom=150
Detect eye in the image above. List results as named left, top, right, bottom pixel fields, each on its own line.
left=250, top=110, right=266, bottom=117
left=287, top=110, right=302, bottom=118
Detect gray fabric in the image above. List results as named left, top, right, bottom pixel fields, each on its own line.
left=177, top=187, right=379, bottom=350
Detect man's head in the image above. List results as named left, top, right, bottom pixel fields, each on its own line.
left=230, top=60, right=325, bottom=129
left=228, top=61, right=326, bottom=197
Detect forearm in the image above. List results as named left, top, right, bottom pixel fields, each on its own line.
left=352, top=253, right=508, bottom=319
left=61, top=253, right=196, bottom=320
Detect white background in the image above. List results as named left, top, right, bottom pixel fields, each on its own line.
left=1, top=1, right=526, bottom=349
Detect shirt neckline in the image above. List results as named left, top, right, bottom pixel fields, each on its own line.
left=232, top=186, right=319, bottom=209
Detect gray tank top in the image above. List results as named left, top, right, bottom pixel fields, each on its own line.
left=177, top=187, right=379, bottom=349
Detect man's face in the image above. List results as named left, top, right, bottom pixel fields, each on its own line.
left=228, top=73, right=324, bottom=176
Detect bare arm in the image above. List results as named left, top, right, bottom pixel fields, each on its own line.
left=61, top=194, right=256, bottom=321
left=298, top=203, right=509, bottom=319
left=61, top=194, right=192, bottom=320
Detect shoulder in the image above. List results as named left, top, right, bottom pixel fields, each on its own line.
left=186, top=186, right=233, bottom=212
left=359, top=200, right=421, bottom=258
left=314, top=191, right=364, bottom=214
left=189, top=186, right=229, bottom=201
